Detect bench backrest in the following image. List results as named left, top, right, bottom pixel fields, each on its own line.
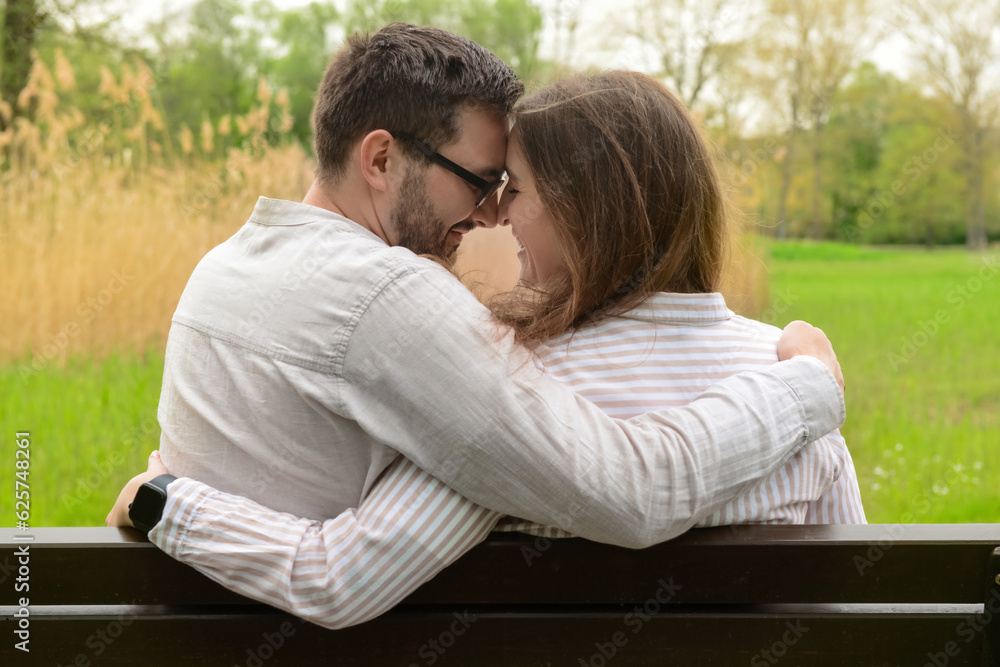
left=3, top=524, right=999, bottom=666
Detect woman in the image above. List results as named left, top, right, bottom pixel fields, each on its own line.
left=115, top=71, right=863, bottom=628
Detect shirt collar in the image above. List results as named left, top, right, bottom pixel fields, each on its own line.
left=620, top=292, right=734, bottom=325
left=247, top=197, right=383, bottom=243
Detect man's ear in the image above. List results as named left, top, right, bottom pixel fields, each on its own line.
left=358, top=130, right=403, bottom=194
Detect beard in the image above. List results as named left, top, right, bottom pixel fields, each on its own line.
left=390, top=165, right=473, bottom=263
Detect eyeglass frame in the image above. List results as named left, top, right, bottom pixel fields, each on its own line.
left=395, top=132, right=507, bottom=207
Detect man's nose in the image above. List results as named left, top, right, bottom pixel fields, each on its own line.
left=471, top=192, right=500, bottom=228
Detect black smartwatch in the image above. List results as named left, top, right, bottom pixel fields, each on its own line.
left=128, top=474, right=178, bottom=535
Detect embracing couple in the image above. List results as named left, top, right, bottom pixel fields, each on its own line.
left=108, top=22, right=864, bottom=628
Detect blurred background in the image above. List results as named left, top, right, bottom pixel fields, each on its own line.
left=1, top=0, right=997, bottom=526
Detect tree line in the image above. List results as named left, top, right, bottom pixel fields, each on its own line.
left=1, top=0, right=997, bottom=247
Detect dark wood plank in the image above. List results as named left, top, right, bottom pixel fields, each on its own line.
left=984, top=547, right=1000, bottom=666
left=0, top=608, right=988, bottom=667
left=3, top=526, right=999, bottom=606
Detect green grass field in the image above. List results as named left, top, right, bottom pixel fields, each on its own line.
left=2, top=353, right=164, bottom=526
left=760, top=242, right=998, bottom=523
left=2, top=243, right=997, bottom=526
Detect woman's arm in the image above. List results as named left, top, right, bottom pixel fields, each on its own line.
left=149, top=456, right=501, bottom=629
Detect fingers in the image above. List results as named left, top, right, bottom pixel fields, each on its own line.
left=147, top=450, right=169, bottom=475
left=776, top=320, right=845, bottom=395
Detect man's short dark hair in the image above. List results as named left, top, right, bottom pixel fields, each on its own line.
left=313, top=22, right=524, bottom=183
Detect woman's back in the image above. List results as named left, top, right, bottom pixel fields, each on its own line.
left=536, top=292, right=781, bottom=416
left=528, top=292, right=865, bottom=526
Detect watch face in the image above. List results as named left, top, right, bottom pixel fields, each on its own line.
left=129, top=482, right=168, bottom=533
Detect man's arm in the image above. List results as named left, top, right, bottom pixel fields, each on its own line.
left=338, top=267, right=845, bottom=548
left=804, top=431, right=867, bottom=524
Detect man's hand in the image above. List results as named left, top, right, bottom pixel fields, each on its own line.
left=777, top=320, right=845, bottom=393
left=106, top=450, right=170, bottom=528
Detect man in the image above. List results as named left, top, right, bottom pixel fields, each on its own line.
left=110, top=23, right=844, bottom=569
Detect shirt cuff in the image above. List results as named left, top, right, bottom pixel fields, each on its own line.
left=147, top=477, right=217, bottom=559
left=769, top=355, right=846, bottom=442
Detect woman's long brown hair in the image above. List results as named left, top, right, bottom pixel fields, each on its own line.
left=490, top=70, right=731, bottom=345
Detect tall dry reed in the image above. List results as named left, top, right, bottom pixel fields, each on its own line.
left=2, top=53, right=312, bottom=367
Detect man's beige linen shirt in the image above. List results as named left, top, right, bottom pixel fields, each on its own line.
left=157, top=196, right=845, bottom=548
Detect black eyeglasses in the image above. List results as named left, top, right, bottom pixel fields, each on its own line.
left=396, top=133, right=507, bottom=207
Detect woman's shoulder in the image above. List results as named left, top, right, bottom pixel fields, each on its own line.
left=725, top=313, right=783, bottom=342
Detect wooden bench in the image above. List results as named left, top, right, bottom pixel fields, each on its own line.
left=2, top=524, right=999, bottom=666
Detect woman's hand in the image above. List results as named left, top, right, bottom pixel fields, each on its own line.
left=106, top=450, right=170, bottom=528
left=777, top=320, right=845, bottom=393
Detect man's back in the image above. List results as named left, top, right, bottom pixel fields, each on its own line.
left=159, top=197, right=433, bottom=518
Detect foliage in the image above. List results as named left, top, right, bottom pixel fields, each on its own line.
left=760, top=242, right=1000, bottom=523
left=0, top=50, right=313, bottom=362
left=5, top=1, right=996, bottom=246
left=342, top=0, right=542, bottom=80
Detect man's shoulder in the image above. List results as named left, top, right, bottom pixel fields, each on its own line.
left=188, top=210, right=445, bottom=300
left=170, top=207, right=461, bottom=365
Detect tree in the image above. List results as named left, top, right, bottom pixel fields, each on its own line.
left=1, top=0, right=46, bottom=129
left=149, top=0, right=265, bottom=133
left=614, top=0, right=746, bottom=109
left=802, top=0, right=876, bottom=239
left=755, top=0, right=819, bottom=238
left=260, top=2, right=340, bottom=146
left=342, top=0, right=542, bottom=81
left=752, top=0, right=878, bottom=239
left=828, top=65, right=964, bottom=244
left=824, top=63, right=891, bottom=240
left=901, top=0, right=1000, bottom=250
